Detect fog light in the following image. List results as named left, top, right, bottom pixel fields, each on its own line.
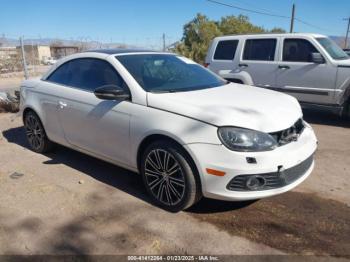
left=246, top=175, right=266, bottom=190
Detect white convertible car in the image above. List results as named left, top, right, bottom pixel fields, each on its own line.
left=20, top=49, right=318, bottom=212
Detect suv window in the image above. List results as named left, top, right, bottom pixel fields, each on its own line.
left=243, top=39, right=276, bottom=61
left=214, top=40, right=239, bottom=60
left=283, top=39, right=318, bottom=62
left=47, top=58, right=125, bottom=91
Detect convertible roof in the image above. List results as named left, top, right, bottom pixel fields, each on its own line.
left=84, top=48, right=157, bottom=55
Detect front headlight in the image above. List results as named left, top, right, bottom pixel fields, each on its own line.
left=218, top=127, right=278, bottom=152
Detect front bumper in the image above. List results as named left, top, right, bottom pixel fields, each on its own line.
left=184, top=125, right=318, bottom=201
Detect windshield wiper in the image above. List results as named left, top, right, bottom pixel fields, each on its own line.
left=150, top=89, right=179, bottom=93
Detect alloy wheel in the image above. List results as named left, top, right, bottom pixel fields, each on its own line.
left=25, top=114, right=44, bottom=151
left=144, top=149, right=186, bottom=206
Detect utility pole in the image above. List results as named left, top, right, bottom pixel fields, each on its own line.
left=290, top=3, right=295, bottom=33
left=20, top=36, right=29, bottom=80
left=31, top=40, right=36, bottom=75
left=162, top=33, right=166, bottom=51
left=344, top=17, right=350, bottom=49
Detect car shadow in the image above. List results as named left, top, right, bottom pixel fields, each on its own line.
left=2, top=126, right=253, bottom=214
left=2, top=126, right=150, bottom=205
left=302, top=109, right=350, bottom=128
left=186, top=198, right=257, bottom=214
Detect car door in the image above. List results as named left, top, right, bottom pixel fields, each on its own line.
left=239, top=38, right=279, bottom=87
left=208, top=39, right=240, bottom=76
left=276, top=37, right=337, bottom=104
left=47, top=58, right=132, bottom=166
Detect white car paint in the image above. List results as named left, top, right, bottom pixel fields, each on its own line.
left=20, top=50, right=318, bottom=202
left=148, top=83, right=302, bottom=133
left=206, top=33, right=350, bottom=115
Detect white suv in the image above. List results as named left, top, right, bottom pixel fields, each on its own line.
left=20, top=50, right=317, bottom=211
left=206, top=33, right=350, bottom=117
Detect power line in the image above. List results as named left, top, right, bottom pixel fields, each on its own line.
left=294, top=18, right=331, bottom=32
left=207, top=0, right=342, bottom=34
left=207, top=0, right=290, bottom=19
left=220, top=0, right=282, bottom=16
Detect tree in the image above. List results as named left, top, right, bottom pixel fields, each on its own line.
left=219, top=15, right=265, bottom=35
left=269, top=27, right=286, bottom=33
left=174, top=13, right=286, bottom=63
left=175, top=14, right=222, bottom=64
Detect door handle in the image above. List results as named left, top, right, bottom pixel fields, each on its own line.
left=239, top=63, right=248, bottom=68
left=278, top=65, right=290, bottom=70
left=58, top=101, right=67, bottom=109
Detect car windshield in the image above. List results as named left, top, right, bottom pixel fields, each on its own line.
left=316, top=37, right=349, bottom=60
left=116, top=54, right=226, bottom=92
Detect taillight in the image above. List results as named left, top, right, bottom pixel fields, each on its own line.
left=204, top=63, right=210, bottom=68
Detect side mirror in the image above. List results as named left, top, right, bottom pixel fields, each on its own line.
left=311, top=53, right=325, bottom=64
left=94, top=85, right=130, bottom=101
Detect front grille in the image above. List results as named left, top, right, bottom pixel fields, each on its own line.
left=227, top=154, right=314, bottom=191
left=270, top=118, right=305, bottom=146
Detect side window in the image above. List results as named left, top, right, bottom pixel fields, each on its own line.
left=214, top=40, right=239, bottom=60
left=60, top=58, right=125, bottom=91
left=283, top=39, right=318, bottom=62
left=243, top=39, right=277, bottom=61
left=47, top=61, right=71, bottom=85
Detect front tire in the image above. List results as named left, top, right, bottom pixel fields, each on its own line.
left=140, top=140, right=201, bottom=212
left=24, top=111, right=55, bottom=153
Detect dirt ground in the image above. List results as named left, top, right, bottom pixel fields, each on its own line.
left=0, top=110, right=349, bottom=258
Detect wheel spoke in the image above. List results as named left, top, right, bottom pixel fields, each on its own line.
left=154, top=150, right=164, bottom=170
left=146, top=157, right=161, bottom=172
left=32, top=137, right=38, bottom=148
left=30, top=117, right=36, bottom=129
left=26, top=118, right=33, bottom=129
left=164, top=184, right=172, bottom=205
left=168, top=166, right=180, bottom=177
left=169, top=177, right=185, bottom=187
left=27, top=135, right=34, bottom=145
left=150, top=177, right=164, bottom=190
left=26, top=130, right=33, bottom=136
left=36, top=137, right=41, bottom=147
left=163, top=151, right=170, bottom=172
left=168, top=181, right=182, bottom=199
left=145, top=170, right=162, bottom=179
left=156, top=180, right=165, bottom=200
left=167, top=162, right=179, bottom=174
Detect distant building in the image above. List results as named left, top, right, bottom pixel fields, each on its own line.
left=16, top=45, right=51, bottom=65
left=50, top=45, right=79, bottom=59
left=0, top=46, right=18, bottom=60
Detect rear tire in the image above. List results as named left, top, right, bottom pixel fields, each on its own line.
left=342, top=100, right=350, bottom=120
left=24, top=111, right=55, bottom=153
left=140, top=140, right=201, bottom=212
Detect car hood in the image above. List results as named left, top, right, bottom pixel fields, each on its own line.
left=147, top=83, right=302, bottom=133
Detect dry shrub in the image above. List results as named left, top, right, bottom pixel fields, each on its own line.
left=0, top=101, right=19, bottom=113
left=0, top=92, right=19, bottom=113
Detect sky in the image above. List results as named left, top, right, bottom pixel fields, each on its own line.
left=1, top=0, right=350, bottom=48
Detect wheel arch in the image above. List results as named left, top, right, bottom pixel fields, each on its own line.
left=218, top=70, right=254, bottom=85
left=22, top=106, right=42, bottom=124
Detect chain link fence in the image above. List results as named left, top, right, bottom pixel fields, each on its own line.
left=0, top=35, right=177, bottom=114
